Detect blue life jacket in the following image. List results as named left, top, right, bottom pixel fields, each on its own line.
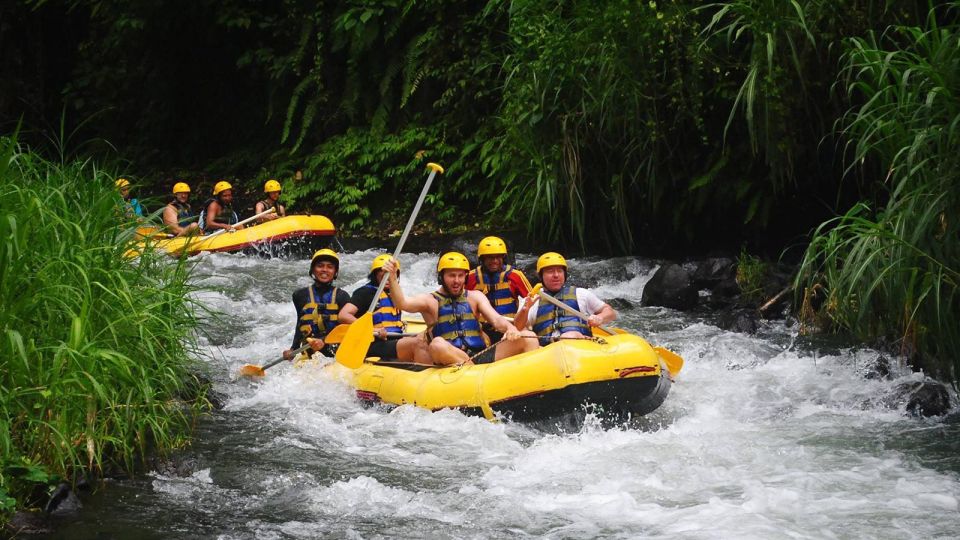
left=198, top=197, right=238, bottom=231
left=431, top=291, right=485, bottom=351
left=470, top=265, right=521, bottom=317
left=531, top=284, right=592, bottom=345
left=362, top=282, right=403, bottom=334
left=298, top=284, right=341, bottom=338
left=169, top=200, right=194, bottom=226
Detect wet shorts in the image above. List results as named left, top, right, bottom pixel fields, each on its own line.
left=467, top=346, right=496, bottom=365
left=367, top=338, right=399, bottom=361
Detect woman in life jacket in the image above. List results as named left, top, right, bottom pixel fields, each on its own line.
left=198, top=181, right=242, bottom=233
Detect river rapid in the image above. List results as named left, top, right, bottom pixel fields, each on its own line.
left=51, top=249, right=960, bottom=539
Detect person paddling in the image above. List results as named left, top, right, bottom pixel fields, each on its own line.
left=466, top=235, right=532, bottom=342
left=254, top=179, right=286, bottom=223
left=515, top=252, right=617, bottom=344
left=382, top=252, right=537, bottom=366
left=337, top=254, right=430, bottom=364
left=161, top=182, right=199, bottom=237
left=283, top=249, right=351, bottom=361
left=198, top=180, right=242, bottom=233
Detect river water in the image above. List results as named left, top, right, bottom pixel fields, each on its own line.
left=52, top=249, right=960, bottom=539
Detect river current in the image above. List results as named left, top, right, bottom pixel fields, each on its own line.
left=52, top=249, right=960, bottom=539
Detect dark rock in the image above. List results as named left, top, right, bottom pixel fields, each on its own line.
left=606, top=297, right=635, bottom=311
left=641, top=263, right=698, bottom=310
left=888, top=380, right=952, bottom=417
left=716, top=308, right=760, bottom=334
left=7, top=511, right=54, bottom=535
left=45, top=483, right=82, bottom=516
left=146, top=455, right=202, bottom=477
left=861, top=355, right=892, bottom=380
left=692, top=257, right=736, bottom=288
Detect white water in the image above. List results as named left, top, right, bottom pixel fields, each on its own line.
left=61, top=250, right=960, bottom=539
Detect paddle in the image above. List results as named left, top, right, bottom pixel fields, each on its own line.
left=531, top=284, right=684, bottom=376
left=335, top=162, right=444, bottom=369
left=204, top=207, right=276, bottom=239
left=239, top=342, right=313, bottom=377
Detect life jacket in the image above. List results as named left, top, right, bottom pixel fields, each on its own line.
left=470, top=265, right=521, bottom=317
left=123, top=198, right=143, bottom=218
left=431, top=291, right=485, bottom=351
left=361, top=282, right=403, bottom=334
left=258, top=198, right=283, bottom=215
left=198, top=197, right=238, bottom=231
left=168, top=200, right=193, bottom=226
left=531, top=284, right=592, bottom=345
left=298, top=283, right=341, bottom=339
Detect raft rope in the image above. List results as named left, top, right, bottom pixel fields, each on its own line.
left=463, top=335, right=607, bottom=365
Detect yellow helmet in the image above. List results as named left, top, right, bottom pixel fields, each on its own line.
left=477, top=236, right=508, bottom=258
left=437, top=252, right=470, bottom=273
left=536, top=252, right=567, bottom=273
left=264, top=179, right=281, bottom=193
left=310, top=248, right=340, bottom=277
left=370, top=254, right=399, bottom=272
left=172, top=182, right=191, bottom=194
left=115, top=178, right=130, bottom=188
left=213, top=180, right=233, bottom=195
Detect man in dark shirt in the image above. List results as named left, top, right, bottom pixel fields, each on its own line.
left=283, top=249, right=351, bottom=360
left=338, top=254, right=429, bottom=363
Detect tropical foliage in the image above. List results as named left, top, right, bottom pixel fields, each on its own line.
left=0, top=136, right=205, bottom=517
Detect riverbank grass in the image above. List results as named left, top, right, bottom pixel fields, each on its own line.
left=0, top=136, right=204, bottom=520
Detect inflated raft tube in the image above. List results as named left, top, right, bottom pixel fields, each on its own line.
left=322, top=333, right=672, bottom=424
left=132, top=214, right=335, bottom=257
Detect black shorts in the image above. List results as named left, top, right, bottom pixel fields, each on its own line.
left=367, top=338, right=399, bottom=361
left=467, top=346, right=496, bottom=365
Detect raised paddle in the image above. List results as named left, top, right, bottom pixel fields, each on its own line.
left=204, top=207, right=276, bottom=239
left=335, top=163, right=444, bottom=369
left=531, top=284, right=685, bottom=376
left=239, top=342, right=313, bottom=377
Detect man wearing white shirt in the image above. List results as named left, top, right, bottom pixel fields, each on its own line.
left=514, top=252, right=617, bottom=344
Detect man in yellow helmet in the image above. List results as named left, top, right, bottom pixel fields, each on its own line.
left=283, top=248, right=351, bottom=360
left=161, top=182, right=199, bottom=237
left=515, top=252, right=617, bottom=344
left=115, top=178, right=144, bottom=218
left=466, top=236, right=533, bottom=342
left=254, top=179, right=286, bottom=223
left=198, top=180, right=243, bottom=233
left=338, top=255, right=430, bottom=363
left=381, top=252, right=537, bottom=366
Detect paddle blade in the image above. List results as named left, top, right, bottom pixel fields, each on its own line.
left=654, top=346, right=684, bottom=377
left=323, top=324, right=351, bottom=345
left=335, top=313, right=374, bottom=369
left=238, top=364, right=266, bottom=377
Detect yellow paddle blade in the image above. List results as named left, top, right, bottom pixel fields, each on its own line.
left=238, top=364, right=266, bottom=377
left=335, top=312, right=374, bottom=369
left=654, top=346, right=684, bottom=377
left=323, top=324, right=351, bottom=345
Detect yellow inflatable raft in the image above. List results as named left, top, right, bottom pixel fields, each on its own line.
left=135, top=214, right=335, bottom=257
left=322, top=333, right=672, bottom=423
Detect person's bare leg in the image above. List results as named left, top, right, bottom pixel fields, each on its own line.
left=429, top=337, right=471, bottom=365
left=494, top=330, right=539, bottom=361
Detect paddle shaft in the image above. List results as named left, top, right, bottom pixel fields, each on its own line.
left=206, top=208, right=276, bottom=238
left=261, top=342, right=312, bottom=371
left=537, top=288, right=616, bottom=334
left=364, top=163, right=442, bottom=314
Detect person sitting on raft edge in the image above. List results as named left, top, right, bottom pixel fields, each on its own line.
left=465, top=235, right=533, bottom=343
left=381, top=252, right=538, bottom=366
left=337, top=254, right=431, bottom=364
left=283, top=249, right=351, bottom=361
left=162, top=182, right=200, bottom=237
left=198, top=180, right=243, bottom=233
left=514, top=252, right=617, bottom=344
left=255, top=179, right=286, bottom=223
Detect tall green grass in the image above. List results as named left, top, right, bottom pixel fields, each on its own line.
left=0, top=135, right=204, bottom=516
left=797, top=3, right=960, bottom=382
